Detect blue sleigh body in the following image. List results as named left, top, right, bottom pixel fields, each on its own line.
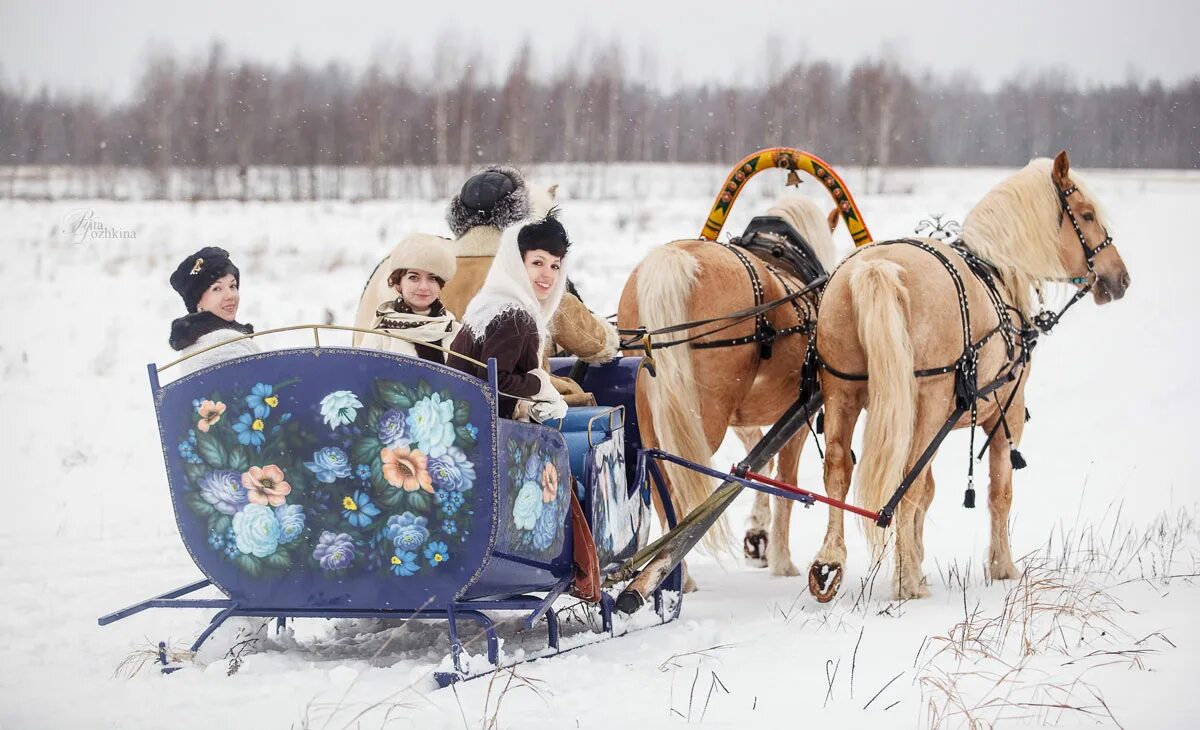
left=99, top=342, right=679, bottom=684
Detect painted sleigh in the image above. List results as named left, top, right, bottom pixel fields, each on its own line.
left=98, top=326, right=681, bottom=685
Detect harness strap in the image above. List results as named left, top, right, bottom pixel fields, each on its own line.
left=617, top=276, right=826, bottom=349
left=715, top=241, right=774, bottom=359
left=691, top=323, right=811, bottom=350
left=815, top=236, right=1027, bottom=515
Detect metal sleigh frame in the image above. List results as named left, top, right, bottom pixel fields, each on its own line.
left=97, top=437, right=848, bottom=684
left=98, top=456, right=686, bottom=687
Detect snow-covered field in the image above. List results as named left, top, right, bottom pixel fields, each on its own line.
left=1, top=164, right=1198, bottom=728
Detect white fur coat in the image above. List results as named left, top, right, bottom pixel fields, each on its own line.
left=172, top=330, right=262, bottom=379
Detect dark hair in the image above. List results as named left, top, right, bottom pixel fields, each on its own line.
left=387, top=267, right=446, bottom=289
left=517, top=207, right=571, bottom=259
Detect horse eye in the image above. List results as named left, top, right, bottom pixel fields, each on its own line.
left=1083, top=213, right=1095, bottom=222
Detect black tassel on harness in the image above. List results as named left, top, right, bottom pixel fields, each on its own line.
left=963, top=487, right=976, bottom=509
left=1010, top=448, right=1027, bottom=470
left=815, top=410, right=825, bottom=434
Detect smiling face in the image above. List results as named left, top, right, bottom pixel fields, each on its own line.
left=196, top=273, right=240, bottom=321
left=522, top=249, right=562, bottom=302
left=395, top=268, right=442, bottom=311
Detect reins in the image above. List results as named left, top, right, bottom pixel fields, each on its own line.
left=617, top=271, right=826, bottom=354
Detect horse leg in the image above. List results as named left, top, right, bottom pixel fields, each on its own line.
left=891, top=472, right=934, bottom=600
left=893, top=412, right=947, bottom=600
left=985, top=396, right=1024, bottom=581
left=808, top=390, right=861, bottom=601
left=735, top=426, right=771, bottom=567
left=766, top=430, right=808, bottom=577
left=913, top=470, right=935, bottom=567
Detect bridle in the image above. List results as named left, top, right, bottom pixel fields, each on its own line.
left=1033, top=180, right=1116, bottom=333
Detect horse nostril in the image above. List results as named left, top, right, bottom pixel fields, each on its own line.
left=1119, top=271, right=1131, bottom=289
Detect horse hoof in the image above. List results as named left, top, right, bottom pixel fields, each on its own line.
left=987, top=561, right=1019, bottom=581
left=807, top=562, right=843, bottom=603
left=894, top=584, right=930, bottom=600
left=770, top=561, right=801, bottom=578
left=743, top=529, right=768, bottom=566
left=682, top=574, right=699, bottom=593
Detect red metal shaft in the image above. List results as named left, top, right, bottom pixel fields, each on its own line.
left=739, top=468, right=881, bottom=521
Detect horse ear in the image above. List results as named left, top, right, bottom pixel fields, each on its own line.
left=1052, top=150, right=1071, bottom=187
left=547, top=184, right=559, bottom=199
left=827, top=208, right=840, bottom=232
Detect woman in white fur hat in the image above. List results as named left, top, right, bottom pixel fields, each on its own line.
left=449, top=210, right=570, bottom=423
left=358, top=233, right=461, bottom=365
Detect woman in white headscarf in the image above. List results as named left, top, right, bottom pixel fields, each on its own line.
left=449, top=210, right=570, bottom=422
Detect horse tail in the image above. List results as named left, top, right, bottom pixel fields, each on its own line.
left=849, top=259, right=917, bottom=556
left=637, top=244, right=731, bottom=553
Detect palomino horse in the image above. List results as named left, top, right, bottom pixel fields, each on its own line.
left=807, top=151, right=1129, bottom=601
left=618, top=196, right=839, bottom=581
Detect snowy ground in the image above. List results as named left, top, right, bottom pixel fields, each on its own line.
left=1, top=164, right=1198, bottom=728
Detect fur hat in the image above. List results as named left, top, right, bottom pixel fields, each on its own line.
left=170, top=246, right=240, bottom=313
left=517, top=207, right=571, bottom=258
left=387, top=232, right=457, bottom=283
left=446, top=165, right=531, bottom=237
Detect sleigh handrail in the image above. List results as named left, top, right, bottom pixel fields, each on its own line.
left=157, top=323, right=488, bottom=373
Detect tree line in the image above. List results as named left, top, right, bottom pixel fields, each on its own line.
left=1, top=41, right=1196, bottom=183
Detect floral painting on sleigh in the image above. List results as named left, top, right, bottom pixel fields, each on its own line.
left=498, top=428, right=571, bottom=561
left=170, top=375, right=484, bottom=581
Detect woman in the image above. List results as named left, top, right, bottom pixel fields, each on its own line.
left=359, top=233, right=460, bottom=364
left=450, top=211, right=570, bottom=422
left=168, top=246, right=261, bottom=377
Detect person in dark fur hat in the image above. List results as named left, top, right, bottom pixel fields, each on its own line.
left=168, top=247, right=260, bottom=376
left=445, top=166, right=531, bottom=238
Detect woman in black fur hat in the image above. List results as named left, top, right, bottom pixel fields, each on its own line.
left=168, top=247, right=260, bottom=376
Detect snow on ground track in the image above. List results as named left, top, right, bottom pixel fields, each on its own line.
left=1, top=165, right=1198, bottom=728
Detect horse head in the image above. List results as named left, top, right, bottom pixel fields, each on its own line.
left=1050, top=151, right=1130, bottom=304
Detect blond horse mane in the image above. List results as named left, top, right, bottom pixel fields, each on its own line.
left=961, top=158, right=1110, bottom=316
left=766, top=195, right=839, bottom=271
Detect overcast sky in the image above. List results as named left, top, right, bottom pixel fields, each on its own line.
left=2, top=0, right=1198, bottom=100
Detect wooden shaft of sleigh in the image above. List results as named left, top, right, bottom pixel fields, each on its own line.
left=614, top=390, right=824, bottom=615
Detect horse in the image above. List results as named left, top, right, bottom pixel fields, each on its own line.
left=617, top=195, right=840, bottom=584
left=806, top=151, right=1130, bottom=601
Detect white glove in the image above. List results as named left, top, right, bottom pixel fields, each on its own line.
left=528, top=369, right=569, bottom=422
left=530, top=396, right=568, bottom=423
